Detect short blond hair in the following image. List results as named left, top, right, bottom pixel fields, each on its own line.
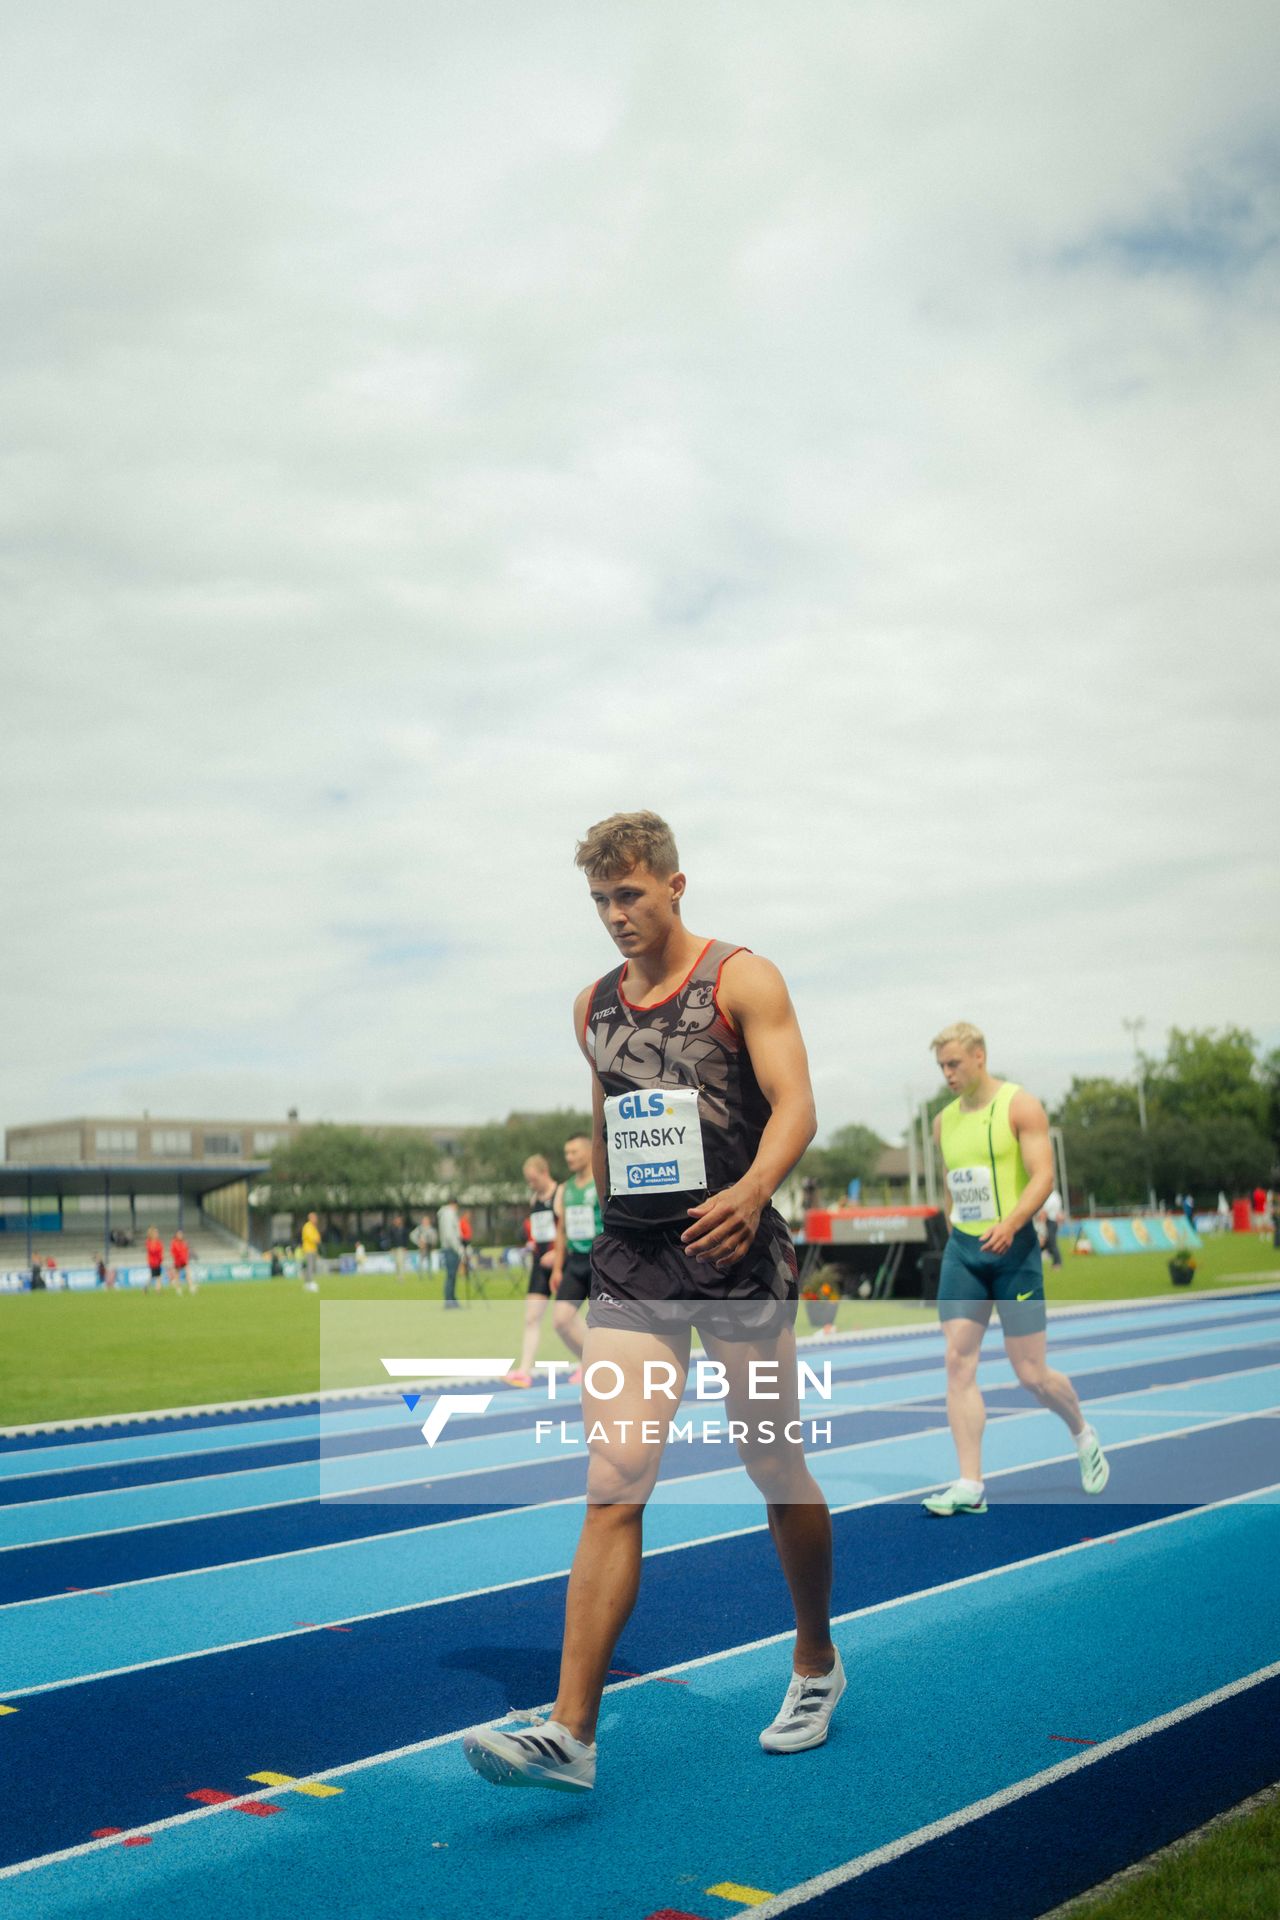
left=931, top=1021, right=986, bottom=1055
left=522, top=1154, right=550, bottom=1176
left=574, top=810, right=679, bottom=880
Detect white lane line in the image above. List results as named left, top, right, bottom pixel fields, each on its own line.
left=4, top=1282, right=1275, bottom=1439
left=2, top=1415, right=1274, bottom=1695
left=5, top=1324, right=1275, bottom=1519
left=731, top=1656, right=1280, bottom=1919
left=5, top=1298, right=1277, bottom=1491
left=3, top=1344, right=1277, bottom=1559
left=4, top=1500, right=1278, bottom=1886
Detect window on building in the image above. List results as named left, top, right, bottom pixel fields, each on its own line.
left=8, top=1129, right=82, bottom=1164
left=150, top=1129, right=193, bottom=1157
left=252, top=1130, right=285, bottom=1154
left=95, top=1129, right=138, bottom=1155
left=203, top=1133, right=242, bottom=1156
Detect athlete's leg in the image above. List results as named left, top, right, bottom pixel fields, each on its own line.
left=550, top=1324, right=690, bottom=1742
left=514, top=1288, right=549, bottom=1379
left=1002, top=1327, right=1084, bottom=1435
left=942, top=1312, right=989, bottom=1480
left=702, top=1324, right=835, bottom=1676
left=552, top=1297, right=586, bottom=1358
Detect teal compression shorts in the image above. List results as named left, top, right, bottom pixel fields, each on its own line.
left=938, top=1222, right=1046, bottom=1336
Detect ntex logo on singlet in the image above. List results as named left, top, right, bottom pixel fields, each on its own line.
left=379, top=1357, right=514, bottom=1445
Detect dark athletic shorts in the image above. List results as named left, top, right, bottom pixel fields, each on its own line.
left=558, top=1250, right=592, bottom=1307
left=527, top=1245, right=557, bottom=1298
left=588, top=1207, right=799, bottom=1344
left=938, top=1223, right=1046, bottom=1336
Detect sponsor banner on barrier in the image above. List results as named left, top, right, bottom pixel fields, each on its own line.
left=0, top=1258, right=302, bottom=1289
left=1074, top=1215, right=1202, bottom=1255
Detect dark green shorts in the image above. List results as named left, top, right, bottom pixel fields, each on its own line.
left=938, top=1223, right=1046, bottom=1336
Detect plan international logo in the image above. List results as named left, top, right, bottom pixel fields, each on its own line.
left=379, top=1357, right=515, bottom=1445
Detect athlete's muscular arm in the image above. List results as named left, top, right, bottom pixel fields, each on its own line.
left=682, top=953, right=817, bottom=1270
left=573, top=986, right=609, bottom=1206
left=551, top=1181, right=567, bottom=1291
left=544, top=1183, right=564, bottom=1282
left=980, top=1090, right=1055, bottom=1254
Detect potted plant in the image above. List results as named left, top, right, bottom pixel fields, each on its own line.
left=1168, top=1249, right=1196, bottom=1287
left=801, top=1268, right=842, bottom=1332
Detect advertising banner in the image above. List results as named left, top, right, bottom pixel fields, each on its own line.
left=1074, top=1215, right=1202, bottom=1255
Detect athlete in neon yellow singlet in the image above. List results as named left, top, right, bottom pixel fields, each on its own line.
left=922, top=1021, right=1109, bottom=1516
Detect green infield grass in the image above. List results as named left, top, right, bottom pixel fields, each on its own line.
left=0, top=1233, right=1275, bottom=1426
left=1060, top=1784, right=1280, bottom=1920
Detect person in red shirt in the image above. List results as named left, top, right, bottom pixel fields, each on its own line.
left=170, top=1229, right=195, bottom=1294
left=145, top=1226, right=164, bottom=1291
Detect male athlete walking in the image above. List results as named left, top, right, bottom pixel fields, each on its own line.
left=465, top=810, right=841, bottom=1791
left=507, top=1154, right=573, bottom=1388
left=922, top=1022, right=1109, bottom=1516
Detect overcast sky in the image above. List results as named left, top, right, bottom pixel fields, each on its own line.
left=2, top=1, right=1277, bottom=1151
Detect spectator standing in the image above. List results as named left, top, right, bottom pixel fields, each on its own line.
left=1181, top=1192, right=1196, bottom=1230
left=1041, top=1188, right=1065, bottom=1268
left=411, top=1212, right=438, bottom=1275
left=145, top=1225, right=165, bottom=1292
left=301, top=1211, right=322, bottom=1293
left=437, top=1198, right=463, bottom=1309
left=171, top=1229, right=195, bottom=1294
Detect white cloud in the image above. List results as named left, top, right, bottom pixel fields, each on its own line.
left=2, top=1, right=1277, bottom=1151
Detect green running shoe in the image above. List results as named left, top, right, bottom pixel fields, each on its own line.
left=1077, top=1426, right=1110, bottom=1494
left=922, top=1481, right=988, bottom=1516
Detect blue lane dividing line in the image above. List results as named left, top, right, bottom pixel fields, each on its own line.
left=12, top=1392, right=1279, bottom=1688
left=10, top=1304, right=1272, bottom=1492
left=4, top=1347, right=1276, bottom=1602
left=3, top=1321, right=1273, bottom=1534
left=3, top=1288, right=1275, bottom=1467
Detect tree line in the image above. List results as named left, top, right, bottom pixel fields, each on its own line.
left=1052, top=1027, right=1278, bottom=1209
left=260, top=1027, right=1278, bottom=1222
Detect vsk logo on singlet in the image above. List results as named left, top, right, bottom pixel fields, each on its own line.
left=604, top=1086, right=707, bottom=1193
left=947, top=1165, right=996, bottom=1225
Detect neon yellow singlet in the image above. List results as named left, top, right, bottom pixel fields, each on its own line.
left=938, top=1082, right=1029, bottom=1236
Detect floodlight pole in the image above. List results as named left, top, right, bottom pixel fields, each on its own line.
left=1122, top=1016, right=1157, bottom=1211
left=906, top=1088, right=920, bottom=1206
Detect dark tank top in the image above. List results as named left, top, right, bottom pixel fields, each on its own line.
left=585, top=937, right=772, bottom=1233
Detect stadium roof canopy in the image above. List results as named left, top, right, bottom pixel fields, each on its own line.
left=0, top=1163, right=267, bottom=1201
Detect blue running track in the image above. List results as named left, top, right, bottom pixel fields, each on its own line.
left=1, top=1289, right=1277, bottom=1919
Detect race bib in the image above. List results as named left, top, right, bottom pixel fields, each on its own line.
left=529, top=1209, right=557, bottom=1244
left=604, top=1086, right=707, bottom=1196
left=948, top=1165, right=996, bottom=1225
left=565, top=1204, right=597, bottom=1241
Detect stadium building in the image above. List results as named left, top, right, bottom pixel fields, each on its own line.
left=1, top=1114, right=464, bottom=1277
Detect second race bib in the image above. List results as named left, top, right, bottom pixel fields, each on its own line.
left=948, top=1165, right=996, bottom=1225
left=565, top=1204, right=597, bottom=1241
left=529, top=1209, right=557, bottom=1244
left=604, top=1086, right=707, bottom=1196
